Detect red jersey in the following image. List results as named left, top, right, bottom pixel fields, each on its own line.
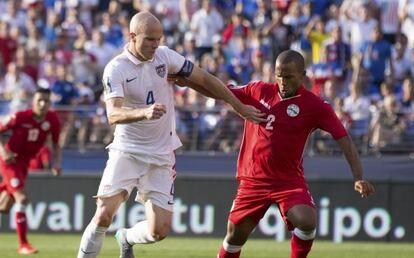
left=0, top=110, right=60, bottom=160
left=229, top=81, right=347, bottom=184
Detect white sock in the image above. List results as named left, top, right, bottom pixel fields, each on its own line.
left=223, top=240, right=243, bottom=253
left=126, top=220, right=156, bottom=245
left=77, top=221, right=108, bottom=258
left=293, top=228, right=316, bottom=240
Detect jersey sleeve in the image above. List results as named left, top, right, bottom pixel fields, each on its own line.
left=317, top=101, right=348, bottom=140
left=102, top=62, right=125, bottom=101
left=162, top=47, right=186, bottom=74
left=0, top=113, right=18, bottom=133
left=227, top=82, right=257, bottom=105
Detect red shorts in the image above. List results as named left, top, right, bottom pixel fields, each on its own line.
left=229, top=180, right=315, bottom=230
left=0, top=158, right=29, bottom=194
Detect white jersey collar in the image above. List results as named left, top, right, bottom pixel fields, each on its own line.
left=124, top=44, right=154, bottom=65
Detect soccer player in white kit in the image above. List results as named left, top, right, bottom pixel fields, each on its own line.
left=77, top=11, right=266, bottom=258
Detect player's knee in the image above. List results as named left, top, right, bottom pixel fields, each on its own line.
left=13, top=192, right=29, bottom=205
left=296, top=219, right=316, bottom=232
left=150, top=224, right=171, bottom=241
left=93, top=210, right=114, bottom=227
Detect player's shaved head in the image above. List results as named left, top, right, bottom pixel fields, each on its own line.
left=128, top=11, right=163, bottom=61
left=276, top=50, right=305, bottom=73
left=129, top=11, right=162, bottom=34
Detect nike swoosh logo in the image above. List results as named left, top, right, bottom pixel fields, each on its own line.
left=126, top=77, right=137, bottom=83
left=81, top=248, right=95, bottom=254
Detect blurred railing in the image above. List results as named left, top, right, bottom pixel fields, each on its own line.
left=1, top=101, right=413, bottom=155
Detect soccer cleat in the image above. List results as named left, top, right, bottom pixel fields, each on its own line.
left=115, top=228, right=135, bottom=258
left=18, top=243, right=38, bottom=255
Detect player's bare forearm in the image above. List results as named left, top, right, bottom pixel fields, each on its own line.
left=187, top=67, right=244, bottom=110
left=107, top=106, right=147, bottom=124
left=106, top=97, right=166, bottom=124
left=169, top=74, right=220, bottom=99
left=185, top=67, right=266, bottom=123
left=336, top=135, right=375, bottom=197
left=52, top=142, right=62, bottom=175
left=336, top=135, right=363, bottom=181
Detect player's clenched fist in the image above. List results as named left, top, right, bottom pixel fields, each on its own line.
left=354, top=180, right=375, bottom=198
left=144, top=103, right=166, bottom=120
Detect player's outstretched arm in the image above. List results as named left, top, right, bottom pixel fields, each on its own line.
left=336, top=135, right=375, bottom=197
left=168, top=74, right=217, bottom=98
left=184, top=66, right=266, bottom=124
left=106, top=97, right=166, bottom=125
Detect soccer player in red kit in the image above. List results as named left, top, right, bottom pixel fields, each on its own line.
left=170, top=50, right=375, bottom=258
left=0, top=87, right=62, bottom=255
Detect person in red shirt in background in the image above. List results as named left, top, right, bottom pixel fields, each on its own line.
left=170, top=50, right=375, bottom=258
left=0, top=87, right=61, bottom=255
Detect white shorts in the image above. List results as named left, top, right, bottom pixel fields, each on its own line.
left=96, top=149, right=176, bottom=211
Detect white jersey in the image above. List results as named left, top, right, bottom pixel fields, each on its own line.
left=102, top=45, right=185, bottom=155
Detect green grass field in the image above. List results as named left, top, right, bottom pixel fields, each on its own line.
left=1, top=233, right=413, bottom=258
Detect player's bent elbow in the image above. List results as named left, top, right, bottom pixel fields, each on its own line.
left=107, top=114, right=119, bottom=126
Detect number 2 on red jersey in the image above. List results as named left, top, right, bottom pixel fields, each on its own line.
left=266, top=114, right=275, bottom=130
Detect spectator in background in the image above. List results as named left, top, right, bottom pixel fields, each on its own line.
left=357, top=25, right=393, bottom=99
left=370, top=95, right=406, bottom=152
left=0, top=21, right=17, bottom=67
left=179, top=32, right=197, bottom=63
left=0, top=0, right=26, bottom=29
left=222, top=13, right=250, bottom=46
left=400, top=77, right=414, bottom=114
left=71, top=46, right=98, bottom=86
left=321, top=25, right=351, bottom=96
left=190, top=0, right=224, bottom=60
left=231, top=35, right=254, bottom=84
left=88, top=93, right=114, bottom=146
left=262, top=9, right=293, bottom=61
left=61, top=7, right=83, bottom=44
left=388, top=35, right=411, bottom=91
left=304, top=15, right=330, bottom=64
left=15, top=46, right=39, bottom=83
left=343, top=82, right=372, bottom=122
left=26, top=23, right=48, bottom=57
left=373, top=0, right=400, bottom=44
left=50, top=63, right=79, bottom=147
left=2, top=62, right=36, bottom=113
left=321, top=79, right=338, bottom=105
left=341, top=1, right=378, bottom=54
left=84, top=29, right=118, bottom=72
left=400, top=2, right=414, bottom=48
left=252, top=0, right=272, bottom=31
left=43, top=9, right=61, bottom=45
left=99, top=13, right=124, bottom=48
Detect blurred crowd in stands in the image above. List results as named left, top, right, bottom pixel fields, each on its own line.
left=0, top=0, right=413, bottom=155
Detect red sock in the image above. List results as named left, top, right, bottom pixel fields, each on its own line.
left=217, top=246, right=241, bottom=258
left=16, top=211, right=29, bottom=245
left=290, top=233, right=313, bottom=258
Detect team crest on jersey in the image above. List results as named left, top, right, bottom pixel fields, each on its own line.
left=41, top=121, right=50, bottom=131
left=155, top=64, right=166, bottom=78
left=286, top=104, right=300, bottom=117
left=10, top=178, right=20, bottom=188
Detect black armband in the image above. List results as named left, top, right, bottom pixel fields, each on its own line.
left=176, top=60, right=194, bottom=77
